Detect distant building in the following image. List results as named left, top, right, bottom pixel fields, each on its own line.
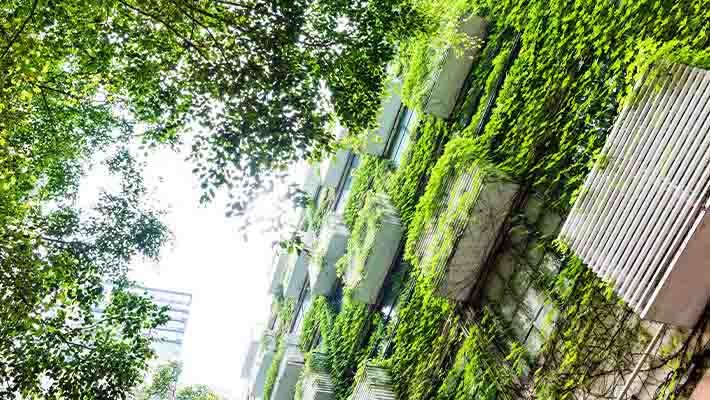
left=95, top=284, right=192, bottom=365
left=139, top=286, right=193, bottom=363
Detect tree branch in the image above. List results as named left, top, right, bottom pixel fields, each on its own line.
left=0, top=0, right=39, bottom=61
left=116, top=0, right=211, bottom=62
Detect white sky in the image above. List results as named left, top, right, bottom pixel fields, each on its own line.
left=81, top=138, right=297, bottom=399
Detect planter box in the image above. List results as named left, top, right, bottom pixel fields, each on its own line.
left=283, top=251, right=310, bottom=299
left=301, top=352, right=335, bottom=400
left=309, top=214, right=350, bottom=296
left=344, top=194, right=403, bottom=304
left=241, top=341, right=259, bottom=379
left=269, top=252, right=289, bottom=295
left=321, top=149, right=352, bottom=188
left=250, top=331, right=278, bottom=398
left=349, top=364, right=397, bottom=400
left=424, top=16, right=488, bottom=119
left=364, top=80, right=403, bottom=157
left=302, top=163, right=321, bottom=198
left=413, top=165, right=518, bottom=301
left=271, top=335, right=305, bottom=400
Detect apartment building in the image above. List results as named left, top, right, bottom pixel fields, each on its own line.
left=240, top=12, right=710, bottom=400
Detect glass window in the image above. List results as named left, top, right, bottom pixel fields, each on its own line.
left=387, top=108, right=416, bottom=167
left=292, top=288, right=312, bottom=334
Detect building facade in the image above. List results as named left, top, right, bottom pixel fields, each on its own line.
left=240, top=9, right=710, bottom=400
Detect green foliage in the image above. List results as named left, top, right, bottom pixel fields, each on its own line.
left=405, top=137, right=492, bottom=266
left=396, top=2, right=483, bottom=110
left=0, top=116, right=170, bottom=397
left=0, top=0, right=424, bottom=221
left=337, top=193, right=385, bottom=281
left=321, top=291, right=381, bottom=400
left=387, top=115, right=452, bottom=227
left=388, top=277, right=457, bottom=400
left=176, top=385, right=221, bottom=400
left=343, top=155, right=394, bottom=228
left=262, top=298, right=296, bottom=400
left=462, top=45, right=512, bottom=136
left=304, top=187, right=336, bottom=234
left=299, top=296, right=336, bottom=351
left=451, top=0, right=710, bottom=213
left=263, top=343, right=285, bottom=400
left=139, top=361, right=182, bottom=400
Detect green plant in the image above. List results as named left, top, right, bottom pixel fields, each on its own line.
left=299, top=296, right=337, bottom=351
left=262, top=298, right=296, bottom=400
left=404, top=137, right=494, bottom=266
left=387, top=115, right=453, bottom=227
left=320, top=290, right=382, bottom=400
left=337, top=193, right=386, bottom=284
left=344, top=155, right=394, bottom=228
left=262, top=343, right=286, bottom=400
left=305, top=188, right=336, bottom=234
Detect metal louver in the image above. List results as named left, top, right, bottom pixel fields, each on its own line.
left=559, top=63, right=710, bottom=327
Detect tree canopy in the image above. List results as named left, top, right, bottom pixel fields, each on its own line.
left=1, top=0, right=421, bottom=397
left=1, top=0, right=419, bottom=216
left=138, top=362, right=222, bottom=400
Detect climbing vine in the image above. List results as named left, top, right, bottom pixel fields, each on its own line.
left=321, top=290, right=383, bottom=400
left=299, top=296, right=336, bottom=352
left=387, top=115, right=452, bottom=227
left=262, top=298, right=295, bottom=400
left=343, top=156, right=393, bottom=229
left=304, top=187, right=335, bottom=234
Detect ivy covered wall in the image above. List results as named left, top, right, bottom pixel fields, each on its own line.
left=282, top=0, right=710, bottom=399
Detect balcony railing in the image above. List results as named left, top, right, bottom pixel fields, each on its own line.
left=349, top=364, right=397, bottom=400
left=301, top=352, right=335, bottom=400
left=309, top=214, right=350, bottom=296
left=559, top=63, right=710, bottom=327
left=342, top=194, right=403, bottom=304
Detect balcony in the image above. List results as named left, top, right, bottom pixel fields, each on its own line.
left=342, top=194, right=403, bottom=304
left=249, top=331, right=277, bottom=399
left=302, top=163, right=321, bottom=198
left=240, top=341, right=259, bottom=379
left=281, top=232, right=315, bottom=299
left=309, top=214, right=350, bottom=296
left=364, top=79, right=403, bottom=157
left=271, top=335, right=305, bottom=400
left=320, top=149, right=352, bottom=188
left=269, top=252, right=289, bottom=295
left=349, top=364, right=397, bottom=400
left=424, top=16, right=488, bottom=119
left=301, top=352, right=335, bottom=400
left=282, top=251, right=310, bottom=299
left=410, top=162, right=518, bottom=301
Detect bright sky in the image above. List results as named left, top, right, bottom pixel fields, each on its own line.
left=81, top=138, right=295, bottom=399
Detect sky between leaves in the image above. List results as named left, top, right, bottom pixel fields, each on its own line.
left=79, top=133, right=301, bottom=398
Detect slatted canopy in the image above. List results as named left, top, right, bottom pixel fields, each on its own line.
left=559, top=63, right=710, bottom=327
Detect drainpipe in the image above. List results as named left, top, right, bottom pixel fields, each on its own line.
left=614, top=324, right=667, bottom=400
